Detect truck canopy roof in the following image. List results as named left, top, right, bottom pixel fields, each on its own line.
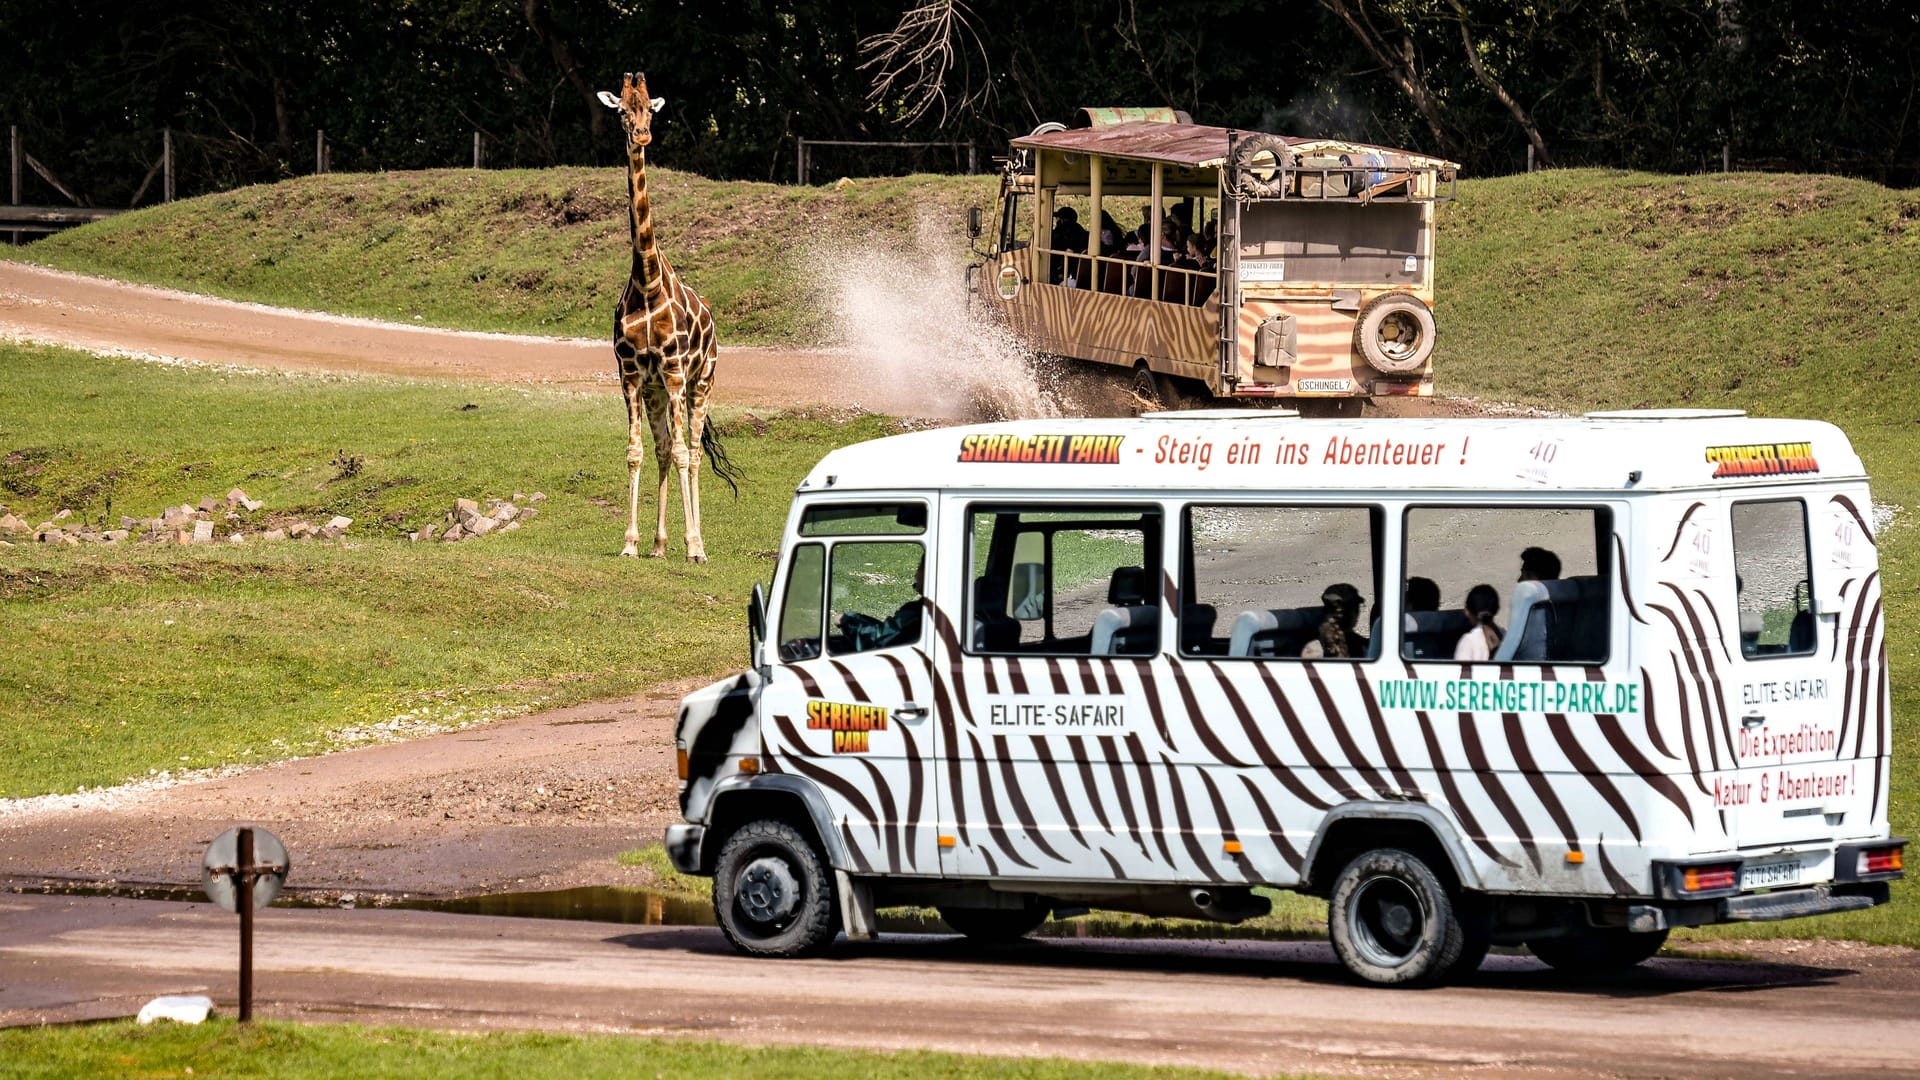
left=1009, top=120, right=1459, bottom=172
left=798, top=411, right=1863, bottom=495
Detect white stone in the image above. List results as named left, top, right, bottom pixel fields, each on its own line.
left=326, top=516, right=352, bottom=531
left=137, top=995, right=214, bottom=1025
left=191, top=521, right=214, bottom=544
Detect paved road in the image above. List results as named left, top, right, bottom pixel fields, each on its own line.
left=4, top=894, right=1916, bottom=1077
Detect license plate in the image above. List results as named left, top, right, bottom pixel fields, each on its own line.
left=1298, top=378, right=1352, bottom=393
left=1740, top=856, right=1802, bottom=891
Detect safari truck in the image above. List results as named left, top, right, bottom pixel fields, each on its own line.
left=963, top=107, right=1458, bottom=409
left=666, top=409, right=1902, bottom=986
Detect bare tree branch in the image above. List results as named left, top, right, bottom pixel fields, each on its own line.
left=859, top=0, right=995, bottom=125
left=1444, top=0, right=1551, bottom=166
left=1318, top=0, right=1460, bottom=159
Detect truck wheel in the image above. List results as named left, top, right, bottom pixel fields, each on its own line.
left=1353, top=294, right=1436, bottom=375
left=1528, top=927, right=1669, bottom=975
left=1131, top=364, right=1166, bottom=414
left=938, top=900, right=1050, bottom=944
left=1328, top=848, right=1471, bottom=987
left=712, top=819, right=838, bottom=958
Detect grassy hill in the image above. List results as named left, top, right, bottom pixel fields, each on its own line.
left=4, top=165, right=1917, bottom=945
left=16, top=167, right=994, bottom=343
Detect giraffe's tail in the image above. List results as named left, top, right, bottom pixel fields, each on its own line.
left=701, top=422, right=745, bottom=497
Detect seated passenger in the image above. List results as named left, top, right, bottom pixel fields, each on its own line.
left=1300, top=582, right=1371, bottom=659
left=1182, top=234, right=1216, bottom=305
left=839, top=596, right=922, bottom=653
left=1453, top=584, right=1504, bottom=662
left=1051, top=206, right=1089, bottom=287
left=1403, top=576, right=1440, bottom=631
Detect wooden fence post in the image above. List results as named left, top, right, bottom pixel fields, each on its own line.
left=316, top=129, right=326, bottom=175
left=9, top=125, right=18, bottom=246
left=163, top=128, right=174, bottom=202
left=473, top=131, right=482, bottom=169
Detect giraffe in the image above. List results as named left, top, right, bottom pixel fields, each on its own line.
left=597, top=71, right=738, bottom=561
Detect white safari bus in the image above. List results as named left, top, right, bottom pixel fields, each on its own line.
left=666, top=409, right=1903, bottom=985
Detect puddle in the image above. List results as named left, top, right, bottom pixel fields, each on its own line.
left=11, top=881, right=1323, bottom=941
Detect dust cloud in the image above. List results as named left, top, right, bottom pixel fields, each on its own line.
left=801, top=216, right=1065, bottom=420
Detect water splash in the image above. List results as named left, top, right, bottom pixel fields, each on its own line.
left=801, top=215, right=1063, bottom=420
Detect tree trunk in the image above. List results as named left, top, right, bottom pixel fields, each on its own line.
left=523, top=0, right=603, bottom=147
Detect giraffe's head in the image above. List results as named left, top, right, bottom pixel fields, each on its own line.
left=597, top=72, right=666, bottom=152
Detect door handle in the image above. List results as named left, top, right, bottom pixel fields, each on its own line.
left=1741, top=713, right=1766, bottom=729
left=894, top=703, right=929, bottom=723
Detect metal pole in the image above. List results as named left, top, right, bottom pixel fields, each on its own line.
left=474, top=131, right=482, bottom=169
left=1723, top=143, right=1730, bottom=172
left=796, top=139, right=805, bottom=186
left=163, top=129, right=174, bottom=203
left=1526, top=143, right=1534, bottom=174
left=316, top=130, right=325, bottom=175
left=967, top=144, right=977, bottom=175
left=9, top=125, right=17, bottom=246
left=237, top=826, right=254, bottom=1023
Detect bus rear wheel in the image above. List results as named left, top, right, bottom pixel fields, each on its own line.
left=1130, top=364, right=1166, bottom=414
left=1328, top=848, right=1473, bottom=986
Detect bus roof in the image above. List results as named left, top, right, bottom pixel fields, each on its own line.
left=798, top=411, right=1864, bottom=496
left=1009, top=121, right=1459, bottom=171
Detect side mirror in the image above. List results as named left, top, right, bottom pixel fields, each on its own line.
left=967, top=206, right=983, bottom=239
left=747, top=583, right=769, bottom=672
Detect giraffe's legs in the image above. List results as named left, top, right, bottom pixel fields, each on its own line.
left=683, top=348, right=715, bottom=562
left=660, top=377, right=703, bottom=562
left=620, top=374, right=646, bottom=558
left=643, top=378, right=673, bottom=558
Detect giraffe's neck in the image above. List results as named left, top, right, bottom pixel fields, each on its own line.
left=626, top=147, right=666, bottom=299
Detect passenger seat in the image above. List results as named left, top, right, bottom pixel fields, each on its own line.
left=1091, top=566, right=1159, bottom=655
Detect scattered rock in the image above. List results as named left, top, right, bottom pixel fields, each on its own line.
left=442, top=522, right=467, bottom=543
left=288, top=522, right=314, bottom=539
left=493, top=502, right=521, bottom=524
left=228, top=533, right=246, bottom=544
left=103, top=529, right=129, bottom=542
left=501, top=520, right=522, bottom=533
left=453, top=498, right=481, bottom=523
left=262, top=528, right=287, bottom=542
left=52, top=508, right=72, bottom=522
left=0, top=513, right=24, bottom=533
left=191, top=521, right=214, bottom=544
left=325, top=515, right=353, bottom=531
left=528, top=492, right=547, bottom=504
left=466, top=516, right=497, bottom=538
left=197, top=496, right=218, bottom=513
left=225, top=488, right=263, bottom=511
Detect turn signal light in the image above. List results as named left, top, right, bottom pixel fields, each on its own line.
left=1683, top=864, right=1738, bottom=892
left=1861, top=847, right=1904, bottom=875
left=737, top=757, right=760, bottom=775
left=675, top=749, right=689, bottom=780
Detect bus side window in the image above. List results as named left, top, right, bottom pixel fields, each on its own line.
left=1731, top=500, right=1815, bottom=659
left=1402, top=506, right=1612, bottom=664
left=967, top=506, right=1160, bottom=656
left=1185, top=504, right=1380, bottom=661
left=777, top=543, right=826, bottom=662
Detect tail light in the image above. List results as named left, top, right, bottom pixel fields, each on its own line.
left=1683, top=864, right=1739, bottom=892
left=1860, top=847, right=1904, bottom=875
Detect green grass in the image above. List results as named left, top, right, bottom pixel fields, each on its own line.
left=614, top=844, right=707, bottom=900
left=0, top=341, right=903, bottom=796
left=12, top=168, right=992, bottom=344
left=0, top=1020, right=1258, bottom=1080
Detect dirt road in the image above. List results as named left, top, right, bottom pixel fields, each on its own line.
left=0, top=261, right=944, bottom=416
left=6, top=894, right=1917, bottom=1078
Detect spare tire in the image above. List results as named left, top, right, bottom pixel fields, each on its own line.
left=1232, top=133, right=1293, bottom=198
left=1353, top=293, right=1436, bottom=375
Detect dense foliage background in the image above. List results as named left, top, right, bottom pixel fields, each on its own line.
left=4, top=0, right=1919, bottom=204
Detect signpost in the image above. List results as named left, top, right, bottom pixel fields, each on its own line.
left=202, top=826, right=290, bottom=1022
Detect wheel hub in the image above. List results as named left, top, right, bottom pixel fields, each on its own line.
left=736, top=856, right=800, bottom=924
left=1349, top=875, right=1425, bottom=967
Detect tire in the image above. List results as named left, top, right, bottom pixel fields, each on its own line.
left=1352, top=293, right=1436, bottom=375
left=938, top=900, right=1050, bottom=944
left=711, top=819, right=838, bottom=958
left=1528, top=927, right=1669, bottom=975
left=1328, top=848, right=1471, bottom=987
left=1232, top=133, right=1293, bottom=198
left=1130, top=364, right=1166, bottom=414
